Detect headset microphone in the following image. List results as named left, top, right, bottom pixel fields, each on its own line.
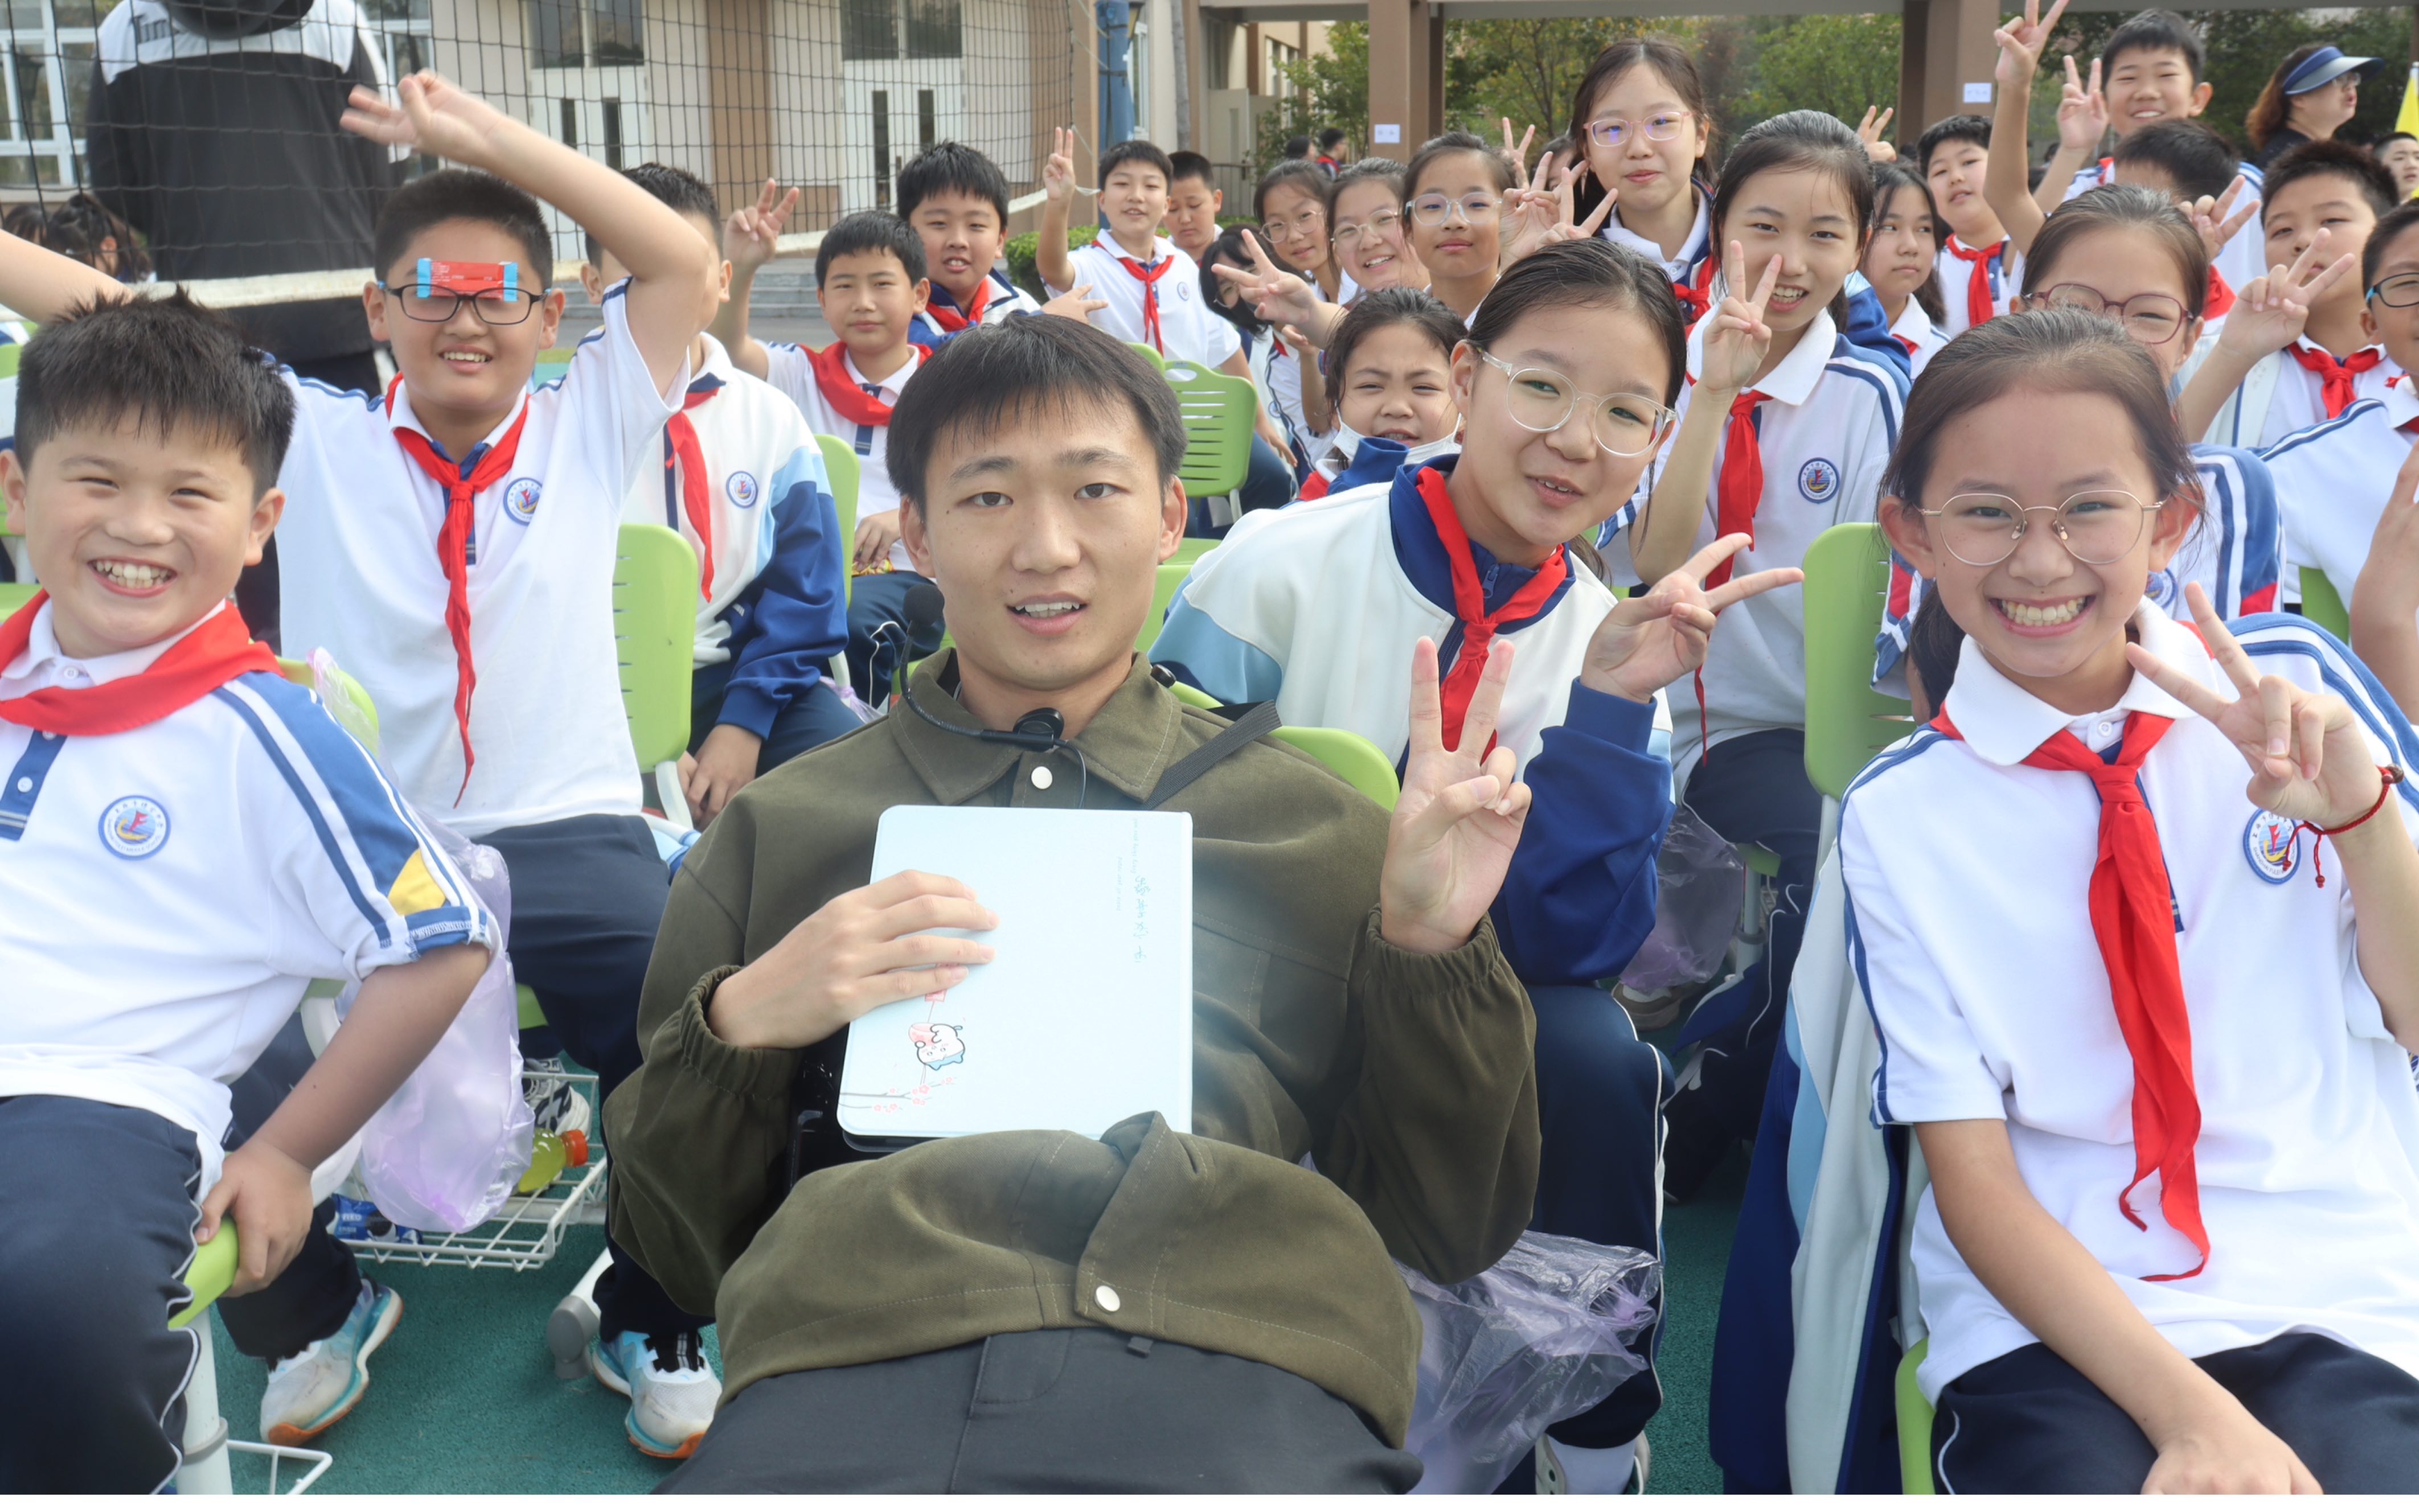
left=896, top=585, right=1088, bottom=802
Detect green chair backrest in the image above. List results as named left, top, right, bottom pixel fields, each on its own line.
left=614, top=523, right=696, bottom=769
left=1140, top=561, right=1191, bottom=654
left=1163, top=362, right=1257, bottom=502
left=1129, top=342, right=1167, bottom=371
left=529, top=345, right=576, bottom=392
left=1169, top=537, right=1218, bottom=567
left=1274, top=726, right=1400, bottom=809
left=1165, top=680, right=1218, bottom=709
left=0, top=341, right=20, bottom=380
left=815, top=434, right=860, bottom=602
left=2301, top=566, right=2350, bottom=640
left=0, top=582, right=32, bottom=615
left=1897, top=1337, right=1934, bottom=1493
left=1802, top=523, right=1916, bottom=802
left=276, top=656, right=381, bottom=753
left=170, top=1222, right=239, bottom=1329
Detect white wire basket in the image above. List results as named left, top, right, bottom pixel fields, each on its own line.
left=341, top=1065, right=608, bottom=1272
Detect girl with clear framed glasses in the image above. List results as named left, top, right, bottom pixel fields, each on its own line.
left=1566, top=39, right=1719, bottom=323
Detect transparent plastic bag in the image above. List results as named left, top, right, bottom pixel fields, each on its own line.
left=346, top=814, right=536, bottom=1232
left=1618, top=803, right=1745, bottom=996
left=1401, top=1232, right=1662, bottom=1494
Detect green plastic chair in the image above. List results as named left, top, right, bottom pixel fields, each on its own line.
left=815, top=433, right=861, bottom=603
left=1139, top=561, right=1191, bottom=654
left=615, top=523, right=699, bottom=831
left=1163, top=361, right=1257, bottom=506
left=0, top=519, right=31, bottom=614
left=1898, top=1338, right=1936, bottom=1492
left=0, top=340, right=22, bottom=379
left=1274, top=725, right=1400, bottom=808
left=2301, top=566, right=2350, bottom=640
left=171, top=1223, right=333, bottom=1490
left=528, top=344, right=576, bottom=392
left=1128, top=341, right=1167, bottom=371
left=1802, top=523, right=1917, bottom=802
left=1170, top=537, right=1219, bottom=567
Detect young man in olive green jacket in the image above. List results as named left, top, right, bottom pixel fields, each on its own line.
left=606, top=317, right=1732, bottom=1490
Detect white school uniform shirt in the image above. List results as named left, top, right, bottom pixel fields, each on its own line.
left=0, top=603, right=500, bottom=1189
left=2262, top=376, right=2419, bottom=619
left=1932, top=236, right=2023, bottom=339
left=617, top=332, right=838, bottom=667
left=1051, top=234, right=1241, bottom=369
left=1843, top=599, right=2419, bottom=1402
left=1601, top=192, right=1712, bottom=285
left=1888, top=297, right=1949, bottom=378
left=2066, top=154, right=2268, bottom=291
left=274, top=282, right=690, bottom=839
left=2197, top=337, right=2404, bottom=451
left=1599, top=307, right=1908, bottom=787
left=1244, top=325, right=1314, bottom=462
left=762, top=342, right=921, bottom=572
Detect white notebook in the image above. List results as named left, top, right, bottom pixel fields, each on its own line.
left=838, top=806, right=1195, bottom=1145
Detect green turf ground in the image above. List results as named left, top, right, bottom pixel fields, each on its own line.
left=208, top=1161, right=1747, bottom=1494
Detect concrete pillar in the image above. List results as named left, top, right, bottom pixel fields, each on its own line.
left=1367, top=0, right=1438, bottom=164
left=703, top=0, right=773, bottom=214
left=1900, top=0, right=2000, bottom=136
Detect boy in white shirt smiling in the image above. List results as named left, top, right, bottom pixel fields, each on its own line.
left=0, top=291, right=494, bottom=1492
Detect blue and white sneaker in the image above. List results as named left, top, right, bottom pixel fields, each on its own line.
left=261, top=1278, right=403, bottom=1446
left=589, top=1329, right=718, bottom=1459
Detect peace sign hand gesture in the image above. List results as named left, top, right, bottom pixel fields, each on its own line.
left=2126, top=582, right=2387, bottom=827
left=1855, top=107, right=1897, bottom=162
left=1379, top=638, right=1533, bottom=955
left=1992, top=0, right=2069, bottom=87
left=2188, top=176, right=2258, bottom=262
left=342, top=72, right=509, bottom=166
left=1700, top=240, right=1779, bottom=395
left=1043, top=126, right=1080, bottom=206
left=2216, top=240, right=2359, bottom=362
left=1581, top=535, right=1803, bottom=702
left=2056, top=56, right=2112, bottom=153
left=1497, top=157, right=1616, bottom=271
left=1500, top=119, right=1538, bottom=183
left=724, top=178, right=801, bottom=276
left=1210, top=228, right=1325, bottom=332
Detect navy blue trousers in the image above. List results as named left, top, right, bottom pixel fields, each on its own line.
left=1526, top=985, right=1670, bottom=1453
left=216, top=1017, right=363, bottom=1363
left=1934, top=1335, right=2419, bottom=1493
left=845, top=570, right=945, bottom=704
left=689, top=662, right=863, bottom=774
left=483, top=812, right=707, bottom=1345
left=0, top=1096, right=205, bottom=1492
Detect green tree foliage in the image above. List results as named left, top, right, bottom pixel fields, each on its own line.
left=1742, top=14, right=1903, bottom=127
left=1442, top=17, right=1656, bottom=138
left=1253, top=21, right=1369, bottom=179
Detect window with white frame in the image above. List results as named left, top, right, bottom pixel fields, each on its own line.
left=0, top=0, right=99, bottom=187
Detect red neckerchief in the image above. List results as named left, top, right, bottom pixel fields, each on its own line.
left=386, top=377, right=533, bottom=798
left=806, top=343, right=928, bottom=428
left=1894, top=333, right=1919, bottom=356
left=1946, top=236, right=2008, bottom=330
left=1932, top=707, right=2208, bottom=1281
left=2203, top=267, right=2235, bottom=321
left=1687, top=385, right=1770, bottom=747
left=0, top=595, right=278, bottom=734
left=1298, top=471, right=1332, bottom=502
left=924, top=277, right=992, bottom=334
left=1674, top=256, right=1717, bottom=324
left=1117, top=253, right=1171, bottom=353
left=1413, top=465, right=1566, bottom=752
left=664, top=384, right=719, bottom=596
left=2287, top=342, right=2385, bottom=420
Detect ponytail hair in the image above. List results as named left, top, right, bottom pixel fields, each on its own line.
left=2246, top=43, right=2327, bottom=152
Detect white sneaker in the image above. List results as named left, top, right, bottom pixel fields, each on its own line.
left=260, top=1279, right=403, bottom=1447
left=589, top=1329, right=718, bottom=1459
left=524, top=1057, right=592, bottom=1136
left=1537, top=1433, right=1647, bottom=1494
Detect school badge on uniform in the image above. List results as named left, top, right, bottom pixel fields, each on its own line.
left=1798, top=457, right=1840, bottom=503
left=2244, top=808, right=2300, bottom=884
left=726, top=471, right=760, bottom=509
left=99, top=795, right=170, bottom=859
left=503, top=477, right=543, bottom=524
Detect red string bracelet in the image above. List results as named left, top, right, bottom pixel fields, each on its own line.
left=2291, top=765, right=2405, bottom=888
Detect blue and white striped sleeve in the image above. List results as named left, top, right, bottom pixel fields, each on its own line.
left=718, top=437, right=847, bottom=736
left=220, top=673, right=499, bottom=983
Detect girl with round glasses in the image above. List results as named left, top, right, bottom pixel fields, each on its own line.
left=1155, top=243, right=1798, bottom=1497
left=1566, top=40, right=1717, bottom=324
left=1256, top=160, right=1345, bottom=305
left=1862, top=303, right=2419, bottom=1497
left=1403, top=131, right=1519, bottom=324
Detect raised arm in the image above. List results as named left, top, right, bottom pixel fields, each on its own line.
left=1985, top=0, right=2065, bottom=256
left=2032, top=56, right=2110, bottom=215
left=1630, top=243, right=1776, bottom=582
left=2351, top=443, right=2419, bottom=716
left=2175, top=241, right=2358, bottom=442
left=712, top=178, right=800, bottom=383
left=342, top=71, right=717, bottom=393
left=0, top=223, right=133, bottom=325
left=1036, top=126, right=1083, bottom=296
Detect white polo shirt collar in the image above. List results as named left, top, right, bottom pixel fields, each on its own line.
left=1, top=599, right=224, bottom=695
left=2385, top=372, right=2419, bottom=429
left=1685, top=305, right=1836, bottom=405
left=384, top=381, right=532, bottom=468
left=1601, top=194, right=1710, bottom=282
left=846, top=346, right=919, bottom=403
left=1939, top=598, right=2205, bottom=767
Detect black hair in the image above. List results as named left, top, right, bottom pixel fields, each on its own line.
left=1284, top=134, right=1313, bottom=159
left=1322, top=286, right=1463, bottom=414
left=1567, top=38, right=1714, bottom=228
left=895, top=140, right=1011, bottom=225
left=2025, top=183, right=2208, bottom=319
left=1906, top=588, right=1962, bottom=721
left=2111, top=120, right=2238, bottom=203
left=2381, top=132, right=2419, bottom=151
left=2262, top=138, right=2401, bottom=224
left=1468, top=237, right=1687, bottom=405
left=2099, top=9, right=2205, bottom=86
left=1915, top=114, right=1992, bottom=176
left=1405, top=130, right=1519, bottom=203
left=885, top=315, right=1186, bottom=507
left=1100, top=138, right=1175, bottom=186
left=815, top=209, right=928, bottom=286
left=17, top=291, right=294, bottom=494
left=1871, top=160, right=1948, bottom=324
left=1318, top=128, right=1347, bottom=153
left=1199, top=224, right=1301, bottom=335
left=1254, top=159, right=1330, bottom=223
left=1166, top=149, right=1217, bottom=187
left=43, top=192, right=152, bottom=282
left=2361, top=198, right=2419, bottom=294
left=585, top=162, right=716, bottom=265
left=1712, top=111, right=1878, bottom=326
left=373, top=169, right=554, bottom=289
left=3, top=202, right=47, bottom=248
left=1326, top=156, right=1406, bottom=225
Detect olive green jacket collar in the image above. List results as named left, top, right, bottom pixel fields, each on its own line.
left=895, top=652, right=1190, bottom=807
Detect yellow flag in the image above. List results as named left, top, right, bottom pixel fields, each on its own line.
left=2400, top=62, right=2419, bottom=137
